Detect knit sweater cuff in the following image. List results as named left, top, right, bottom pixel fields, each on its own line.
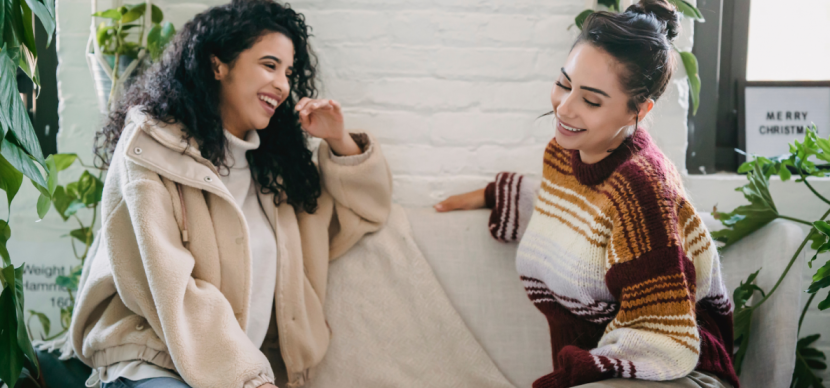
left=535, top=345, right=611, bottom=388
left=484, top=181, right=497, bottom=208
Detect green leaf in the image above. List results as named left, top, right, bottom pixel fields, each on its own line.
left=14, top=0, right=36, bottom=58
left=0, top=220, right=10, bottom=267
left=3, top=263, right=38, bottom=378
left=0, top=138, right=46, bottom=188
left=792, top=334, right=826, bottom=387
left=43, top=155, right=57, bottom=195
left=36, top=193, right=49, bottom=219
left=680, top=51, right=701, bottom=115
left=778, top=163, right=792, bottom=181
left=55, top=274, right=78, bottom=291
left=0, top=153, right=23, bottom=207
left=69, top=227, right=92, bottom=244
left=0, top=0, right=5, bottom=47
left=809, top=260, right=830, bottom=294
left=575, top=9, right=593, bottom=30
left=731, top=269, right=765, bottom=375
left=737, top=161, right=754, bottom=174
left=809, top=227, right=828, bottom=250
left=0, top=280, right=24, bottom=388
left=51, top=153, right=77, bottom=171
left=598, top=0, right=618, bottom=10
left=712, top=162, right=778, bottom=247
left=27, top=310, right=49, bottom=337
left=23, top=0, right=56, bottom=47
left=68, top=170, right=104, bottom=206
left=0, top=49, right=45, bottom=163
left=120, top=3, right=145, bottom=24
left=59, top=305, right=72, bottom=331
left=667, top=0, right=705, bottom=21
left=818, top=291, right=830, bottom=311
left=147, top=24, right=161, bottom=59
left=50, top=186, right=74, bottom=221
left=159, top=22, right=175, bottom=47
left=151, top=4, right=163, bottom=23
left=815, top=221, right=830, bottom=237
left=92, top=9, right=123, bottom=20
left=65, top=200, right=86, bottom=217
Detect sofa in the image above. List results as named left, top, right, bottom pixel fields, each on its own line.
left=404, top=207, right=806, bottom=388
left=15, top=207, right=805, bottom=388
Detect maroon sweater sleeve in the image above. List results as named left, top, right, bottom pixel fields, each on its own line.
left=485, top=172, right=540, bottom=243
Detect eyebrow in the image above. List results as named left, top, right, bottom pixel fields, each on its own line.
left=260, top=55, right=282, bottom=63
left=560, top=67, right=611, bottom=98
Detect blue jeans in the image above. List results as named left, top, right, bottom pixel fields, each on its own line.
left=101, top=377, right=191, bottom=388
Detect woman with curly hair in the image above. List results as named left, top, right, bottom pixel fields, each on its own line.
left=69, top=1, right=392, bottom=387
left=436, top=1, right=737, bottom=387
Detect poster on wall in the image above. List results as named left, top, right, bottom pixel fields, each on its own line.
left=744, top=85, right=830, bottom=157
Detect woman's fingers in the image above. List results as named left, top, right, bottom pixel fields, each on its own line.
left=434, top=188, right=487, bottom=212
left=295, top=97, right=311, bottom=111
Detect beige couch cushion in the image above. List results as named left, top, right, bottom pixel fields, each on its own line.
left=404, top=208, right=548, bottom=388
left=406, top=208, right=803, bottom=388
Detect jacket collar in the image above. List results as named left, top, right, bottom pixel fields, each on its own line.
left=121, top=106, right=232, bottom=199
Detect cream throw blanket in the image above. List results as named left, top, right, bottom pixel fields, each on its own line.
left=307, top=205, right=514, bottom=388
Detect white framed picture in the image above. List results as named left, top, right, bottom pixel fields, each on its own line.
left=743, top=84, right=830, bottom=157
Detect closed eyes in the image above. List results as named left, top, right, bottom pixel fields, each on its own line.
left=556, top=81, right=601, bottom=107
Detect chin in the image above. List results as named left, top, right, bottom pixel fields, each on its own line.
left=254, top=117, right=271, bottom=130
left=555, top=136, right=578, bottom=151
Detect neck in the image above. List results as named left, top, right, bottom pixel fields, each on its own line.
left=220, top=101, right=250, bottom=140
left=578, top=130, right=629, bottom=164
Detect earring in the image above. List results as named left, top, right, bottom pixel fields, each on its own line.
left=607, top=112, right=641, bottom=153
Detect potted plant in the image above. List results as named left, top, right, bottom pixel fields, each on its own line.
left=0, top=0, right=58, bottom=386
left=712, top=126, right=830, bottom=386
left=88, top=2, right=176, bottom=113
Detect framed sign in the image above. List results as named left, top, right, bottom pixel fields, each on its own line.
left=740, top=81, right=830, bottom=158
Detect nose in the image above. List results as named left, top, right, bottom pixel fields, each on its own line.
left=556, top=89, right=578, bottom=120
left=272, top=72, right=290, bottom=96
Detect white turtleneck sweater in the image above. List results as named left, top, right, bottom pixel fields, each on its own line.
left=219, top=129, right=278, bottom=348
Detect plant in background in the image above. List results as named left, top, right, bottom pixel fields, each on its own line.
left=0, top=0, right=57, bottom=386
left=572, top=0, right=704, bottom=115
left=26, top=155, right=104, bottom=345
left=712, top=125, right=830, bottom=386
left=90, top=2, right=176, bottom=112
left=93, top=2, right=176, bottom=67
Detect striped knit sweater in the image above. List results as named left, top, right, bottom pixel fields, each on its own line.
left=484, top=129, right=738, bottom=388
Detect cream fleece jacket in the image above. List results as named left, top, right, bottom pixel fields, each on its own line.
left=69, top=106, right=393, bottom=388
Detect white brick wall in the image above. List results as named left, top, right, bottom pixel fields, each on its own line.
left=1, top=0, right=821, bottom=382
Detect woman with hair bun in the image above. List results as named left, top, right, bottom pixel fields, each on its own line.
left=436, top=1, right=738, bottom=387
left=69, top=1, right=392, bottom=387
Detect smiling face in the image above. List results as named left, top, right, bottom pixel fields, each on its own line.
left=550, top=43, right=652, bottom=163
left=213, top=32, right=295, bottom=138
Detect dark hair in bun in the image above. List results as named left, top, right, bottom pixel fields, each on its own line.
left=575, top=0, right=680, bottom=114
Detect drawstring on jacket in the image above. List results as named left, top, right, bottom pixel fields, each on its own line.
left=175, top=183, right=189, bottom=244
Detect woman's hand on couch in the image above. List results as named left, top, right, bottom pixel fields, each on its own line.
left=434, top=188, right=486, bottom=212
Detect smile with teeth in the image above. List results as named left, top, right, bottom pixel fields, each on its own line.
left=560, top=120, right=586, bottom=132
left=259, top=94, right=279, bottom=109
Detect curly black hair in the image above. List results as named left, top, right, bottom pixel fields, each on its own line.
left=94, top=0, right=321, bottom=213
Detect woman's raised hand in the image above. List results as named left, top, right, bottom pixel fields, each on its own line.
left=434, top=188, right=487, bottom=212
left=296, top=97, right=361, bottom=156
left=296, top=97, right=344, bottom=140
